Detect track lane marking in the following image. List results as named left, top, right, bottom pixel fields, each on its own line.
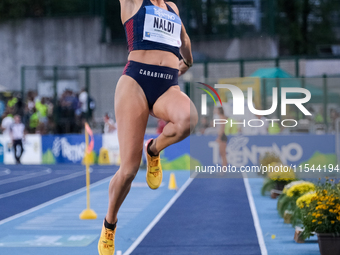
left=0, top=171, right=86, bottom=200
left=0, top=169, right=11, bottom=177
left=123, top=173, right=196, bottom=255
left=0, top=175, right=113, bottom=225
left=243, top=173, right=268, bottom=255
left=0, top=169, right=52, bottom=185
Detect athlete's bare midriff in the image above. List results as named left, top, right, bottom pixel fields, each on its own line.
left=128, top=50, right=179, bottom=69
left=121, top=0, right=180, bottom=70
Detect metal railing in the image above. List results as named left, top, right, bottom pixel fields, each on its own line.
left=20, top=57, right=340, bottom=133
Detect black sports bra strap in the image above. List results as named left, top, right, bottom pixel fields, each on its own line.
left=147, top=0, right=176, bottom=14
left=165, top=3, right=176, bottom=14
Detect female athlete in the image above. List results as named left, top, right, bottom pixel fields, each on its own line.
left=98, top=0, right=198, bottom=254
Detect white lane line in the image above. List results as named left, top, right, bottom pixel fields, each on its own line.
left=54, top=168, right=93, bottom=174
left=0, top=169, right=11, bottom=177
left=0, top=175, right=113, bottom=226
left=0, top=171, right=86, bottom=200
left=242, top=173, right=268, bottom=255
left=123, top=174, right=196, bottom=255
left=10, top=171, right=42, bottom=175
left=0, top=169, right=52, bottom=185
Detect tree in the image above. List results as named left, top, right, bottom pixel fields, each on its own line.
left=277, top=0, right=340, bottom=55
left=0, top=0, right=97, bottom=21
left=0, top=0, right=31, bottom=20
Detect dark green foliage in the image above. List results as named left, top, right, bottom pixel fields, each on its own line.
left=261, top=178, right=276, bottom=196
left=1, top=0, right=339, bottom=53
left=0, top=0, right=30, bottom=20
left=0, top=0, right=98, bottom=20
left=277, top=193, right=300, bottom=218
left=276, top=0, right=340, bottom=55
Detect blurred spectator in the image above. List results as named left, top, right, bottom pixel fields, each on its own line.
left=0, top=89, right=95, bottom=134
left=46, top=116, right=56, bottom=134
left=1, top=110, right=14, bottom=135
left=0, top=96, right=6, bottom=118
left=29, top=107, right=39, bottom=133
left=58, top=89, right=78, bottom=133
left=88, top=96, right=96, bottom=120
left=13, top=93, right=24, bottom=116
left=79, top=88, right=88, bottom=121
left=10, top=115, right=25, bottom=164
left=295, top=118, right=311, bottom=133
left=7, top=95, right=17, bottom=109
left=314, top=108, right=324, bottom=124
left=224, top=113, right=240, bottom=135
left=268, top=121, right=281, bottom=134
left=330, top=108, right=339, bottom=132
left=65, top=90, right=78, bottom=110
left=314, top=107, right=327, bottom=134
left=103, top=113, right=116, bottom=134
left=26, top=91, right=35, bottom=113
left=22, top=104, right=31, bottom=129
left=36, top=97, right=48, bottom=124
left=46, top=97, right=54, bottom=117
left=253, top=115, right=269, bottom=135
left=197, top=116, right=210, bottom=134
left=36, top=122, right=46, bottom=134
left=74, top=92, right=83, bottom=129
left=33, top=91, right=41, bottom=104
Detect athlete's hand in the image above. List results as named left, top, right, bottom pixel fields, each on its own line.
left=178, top=59, right=189, bottom=76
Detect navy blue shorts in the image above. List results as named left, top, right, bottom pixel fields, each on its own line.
left=123, top=60, right=179, bottom=109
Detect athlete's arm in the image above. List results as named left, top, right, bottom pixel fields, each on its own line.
left=119, top=0, right=137, bottom=24
left=179, top=24, right=193, bottom=67
left=167, top=1, right=193, bottom=76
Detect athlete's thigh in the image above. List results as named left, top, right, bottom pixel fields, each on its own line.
left=152, top=86, right=196, bottom=124
left=115, top=75, right=149, bottom=165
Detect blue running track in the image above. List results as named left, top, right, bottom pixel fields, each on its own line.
left=0, top=164, right=320, bottom=255
left=0, top=165, right=118, bottom=220
left=131, top=178, right=262, bottom=255
left=0, top=166, right=190, bottom=255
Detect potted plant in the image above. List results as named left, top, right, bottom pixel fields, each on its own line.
left=259, top=152, right=282, bottom=177
left=298, top=179, right=340, bottom=255
left=261, top=163, right=296, bottom=197
left=277, top=181, right=315, bottom=222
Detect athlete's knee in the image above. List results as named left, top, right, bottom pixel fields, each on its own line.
left=118, top=162, right=140, bottom=183
left=176, top=111, right=197, bottom=138
left=119, top=169, right=137, bottom=184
